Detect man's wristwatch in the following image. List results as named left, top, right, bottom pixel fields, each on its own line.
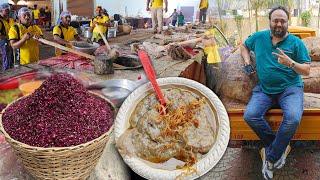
left=289, top=61, right=295, bottom=69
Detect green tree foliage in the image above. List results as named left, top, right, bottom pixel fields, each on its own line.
left=300, top=10, right=312, bottom=27
left=250, top=0, right=268, bottom=31
left=234, top=15, right=244, bottom=41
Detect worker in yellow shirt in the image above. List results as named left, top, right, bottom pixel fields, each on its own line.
left=203, top=29, right=220, bottom=64
left=32, top=4, right=40, bottom=25
left=53, top=11, right=82, bottom=56
left=90, top=6, right=110, bottom=45
left=199, top=0, right=209, bottom=24
left=0, top=3, right=15, bottom=70
left=9, top=7, right=43, bottom=65
left=146, top=0, right=168, bottom=34
left=202, top=29, right=221, bottom=92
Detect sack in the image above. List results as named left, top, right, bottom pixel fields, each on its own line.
left=218, top=49, right=258, bottom=103
left=303, top=62, right=320, bottom=93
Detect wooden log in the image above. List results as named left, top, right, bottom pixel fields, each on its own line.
left=302, top=37, right=320, bottom=61
left=94, top=54, right=114, bottom=75
left=218, top=49, right=258, bottom=103
left=304, top=93, right=320, bottom=108
left=303, top=63, right=320, bottom=93
left=167, top=45, right=192, bottom=60
left=174, top=37, right=202, bottom=46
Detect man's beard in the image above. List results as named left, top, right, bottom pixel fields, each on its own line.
left=271, top=26, right=287, bottom=38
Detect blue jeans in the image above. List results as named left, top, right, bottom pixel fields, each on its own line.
left=200, top=8, right=207, bottom=23
left=0, top=39, right=13, bottom=71
left=172, top=20, right=177, bottom=26
left=244, top=85, right=304, bottom=163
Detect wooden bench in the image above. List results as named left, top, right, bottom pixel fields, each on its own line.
left=291, top=32, right=314, bottom=39
left=229, top=109, right=320, bottom=140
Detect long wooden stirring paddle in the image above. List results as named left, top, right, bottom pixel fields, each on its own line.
left=36, top=37, right=125, bottom=68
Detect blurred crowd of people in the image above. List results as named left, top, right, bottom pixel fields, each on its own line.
left=147, top=0, right=207, bottom=34
left=168, top=9, right=184, bottom=27
left=32, top=5, right=52, bottom=28
left=7, top=4, right=51, bottom=28
left=0, top=3, right=54, bottom=71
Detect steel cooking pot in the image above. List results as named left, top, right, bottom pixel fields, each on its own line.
left=83, top=28, right=92, bottom=39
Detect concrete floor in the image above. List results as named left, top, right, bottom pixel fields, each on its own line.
left=200, top=147, right=320, bottom=180
left=130, top=141, right=320, bottom=180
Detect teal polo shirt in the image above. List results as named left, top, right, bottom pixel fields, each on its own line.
left=244, top=30, right=311, bottom=94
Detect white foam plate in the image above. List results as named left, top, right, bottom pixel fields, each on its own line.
left=114, top=77, right=230, bottom=180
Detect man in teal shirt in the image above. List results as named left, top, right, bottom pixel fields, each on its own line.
left=241, top=6, right=310, bottom=180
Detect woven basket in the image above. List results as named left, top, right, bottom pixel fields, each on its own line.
left=0, top=92, right=114, bottom=180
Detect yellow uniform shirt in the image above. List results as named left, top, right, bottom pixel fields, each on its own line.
left=199, top=0, right=209, bottom=9
left=53, top=25, right=78, bottom=56
left=0, top=18, right=15, bottom=38
left=203, top=29, right=220, bottom=64
left=90, top=15, right=109, bottom=41
left=8, top=24, right=42, bottom=65
left=33, top=9, right=40, bottom=20
left=151, top=0, right=163, bottom=8
left=204, top=45, right=221, bottom=64
left=204, top=28, right=215, bottom=37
